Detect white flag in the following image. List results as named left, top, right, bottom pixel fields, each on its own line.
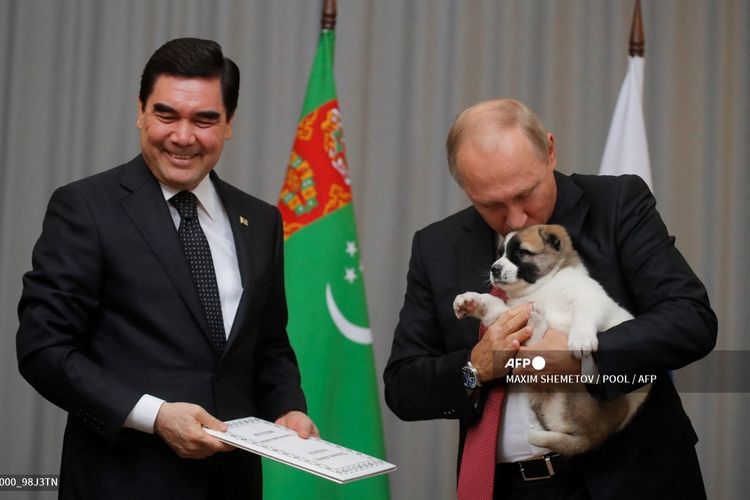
left=598, top=56, right=652, bottom=190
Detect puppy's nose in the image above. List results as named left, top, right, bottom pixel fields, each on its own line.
left=491, top=263, right=502, bottom=279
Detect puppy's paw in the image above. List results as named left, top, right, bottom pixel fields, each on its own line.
left=530, top=302, right=546, bottom=317
left=453, top=292, right=486, bottom=320
left=527, top=430, right=549, bottom=448
left=528, top=304, right=548, bottom=341
left=567, top=330, right=598, bottom=359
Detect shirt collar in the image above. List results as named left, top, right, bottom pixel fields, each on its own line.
left=159, top=174, right=221, bottom=222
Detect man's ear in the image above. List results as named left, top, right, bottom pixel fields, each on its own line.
left=136, top=100, right=144, bottom=129
left=224, top=114, right=234, bottom=140
left=546, top=133, right=557, bottom=169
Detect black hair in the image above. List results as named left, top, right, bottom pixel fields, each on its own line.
left=139, top=38, right=240, bottom=120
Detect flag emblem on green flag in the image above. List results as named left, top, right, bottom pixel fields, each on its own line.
left=263, top=29, right=390, bottom=500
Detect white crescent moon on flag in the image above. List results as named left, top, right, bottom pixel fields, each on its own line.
left=325, top=283, right=372, bottom=345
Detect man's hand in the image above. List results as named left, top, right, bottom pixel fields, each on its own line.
left=153, top=402, right=235, bottom=459
left=275, top=410, right=319, bottom=439
left=515, top=328, right=582, bottom=377
left=470, top=304, right=533, bottom=383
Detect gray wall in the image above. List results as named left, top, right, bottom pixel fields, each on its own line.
left=1, top=1, right=747, bottom=498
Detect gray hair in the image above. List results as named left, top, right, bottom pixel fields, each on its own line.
left=446, top=99, right=551, bottom=184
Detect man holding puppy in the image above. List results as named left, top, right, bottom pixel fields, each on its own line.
left=17, top=38, right=316, bottom=499
left=384, top=99, right=716, bottom=499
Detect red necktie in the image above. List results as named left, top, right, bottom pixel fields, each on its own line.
left=457, top=287, right=508, bottom=500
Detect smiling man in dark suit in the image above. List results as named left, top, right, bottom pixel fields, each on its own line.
left=17, top=38, right=316, bottom=499
left=384, top=99, right=717, bottom=499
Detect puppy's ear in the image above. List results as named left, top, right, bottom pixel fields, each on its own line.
left=539, top=227, right=561, bottom=251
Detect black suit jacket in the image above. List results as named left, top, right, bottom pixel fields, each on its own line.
left=17, top=155, right=306, bottom=499
left=384, top=172, right=717, bottom=499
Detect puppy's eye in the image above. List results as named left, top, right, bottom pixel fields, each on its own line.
left=516, top=248, right=532, bottom=257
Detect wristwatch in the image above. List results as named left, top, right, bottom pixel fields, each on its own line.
left=462, top=360, right=482, bottom=390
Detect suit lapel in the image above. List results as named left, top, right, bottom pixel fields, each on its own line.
left=549, top=171, right=589, bottom=246
left=452, top=208, right=497, bottom=346
left=456, top=208, right=497, bottom=294
left=118, top=156, right=210, bottom=336
left=211, top=173, right=257, bottom=352
left=549, top=171, right=612, bottom=277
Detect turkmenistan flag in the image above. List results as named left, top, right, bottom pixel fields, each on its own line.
left=262, top=27, right=390, bottom=500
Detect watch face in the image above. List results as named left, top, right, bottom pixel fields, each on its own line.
left=462, top=365, right=477, bottom=389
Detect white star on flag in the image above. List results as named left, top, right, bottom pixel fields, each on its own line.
left=345, top=241, right=357, bottom=257
left=344, top=268, right=357, bottom=284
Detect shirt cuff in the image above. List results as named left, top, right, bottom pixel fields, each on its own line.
left=123, top=394, right=165, bottom=434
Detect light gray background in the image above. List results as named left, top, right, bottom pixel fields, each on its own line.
left=1, top=1, right=747, bottom=498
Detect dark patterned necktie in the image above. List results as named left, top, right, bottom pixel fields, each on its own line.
left=170, top=191, right=226, bottom=355
left=457, top=286, right=508, bottom=500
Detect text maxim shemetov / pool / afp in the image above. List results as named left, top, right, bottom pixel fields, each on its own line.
left=503, top=356, right=657, bottom=385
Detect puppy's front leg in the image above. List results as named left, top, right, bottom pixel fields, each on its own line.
left=567, top=305, right=599, bottom=358
left=453, top=292, right=507, bottom=326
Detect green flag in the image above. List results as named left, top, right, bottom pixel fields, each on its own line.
left=263, top=28, right=390, bottom=500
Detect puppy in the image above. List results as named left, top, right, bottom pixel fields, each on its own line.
left=453, top=224, right=649, bottom=456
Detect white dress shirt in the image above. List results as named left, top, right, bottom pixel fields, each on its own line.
left=497, top=388, right=552, bottom=462
left=123, top=174, right=243, bottom=433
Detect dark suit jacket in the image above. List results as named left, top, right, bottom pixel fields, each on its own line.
left=17, top=155, right=306, bottom=499
left=384, top=172, right=717, bottom=499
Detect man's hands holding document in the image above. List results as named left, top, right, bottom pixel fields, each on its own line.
left=203, top=416, right=396, bottom=483
left=275, top=410, right=320, bottom=439
left=154, top=402, right=317, bottom=459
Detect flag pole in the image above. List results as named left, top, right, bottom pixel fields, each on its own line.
left=598, top=0, right=652, bottom=189
left=321, top=0, right=337, bottom=30
left=629, top=0, right=644, bottom=57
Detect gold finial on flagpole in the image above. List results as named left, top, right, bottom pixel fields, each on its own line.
left=321, top=0, right=337, bottom=30
left=629, top=0, right=645, bottom=57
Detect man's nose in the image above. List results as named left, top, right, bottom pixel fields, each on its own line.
left=506, top=205, right=528, bottom=231
left=170, top=121, right=196, bottom=146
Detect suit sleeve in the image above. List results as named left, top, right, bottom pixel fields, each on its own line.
left=594, top=175, right=717, bottom=380
left=16, top=185, right=143, bottom=441
left=252, top=209, right=307, bottom=421
left=383, top=231, right=483, bottom=422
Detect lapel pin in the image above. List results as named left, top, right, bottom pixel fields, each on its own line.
left=239, top=216, right=248, bottom=226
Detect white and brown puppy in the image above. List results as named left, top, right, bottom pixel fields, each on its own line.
left=453, top=224, right=649, bottom=456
